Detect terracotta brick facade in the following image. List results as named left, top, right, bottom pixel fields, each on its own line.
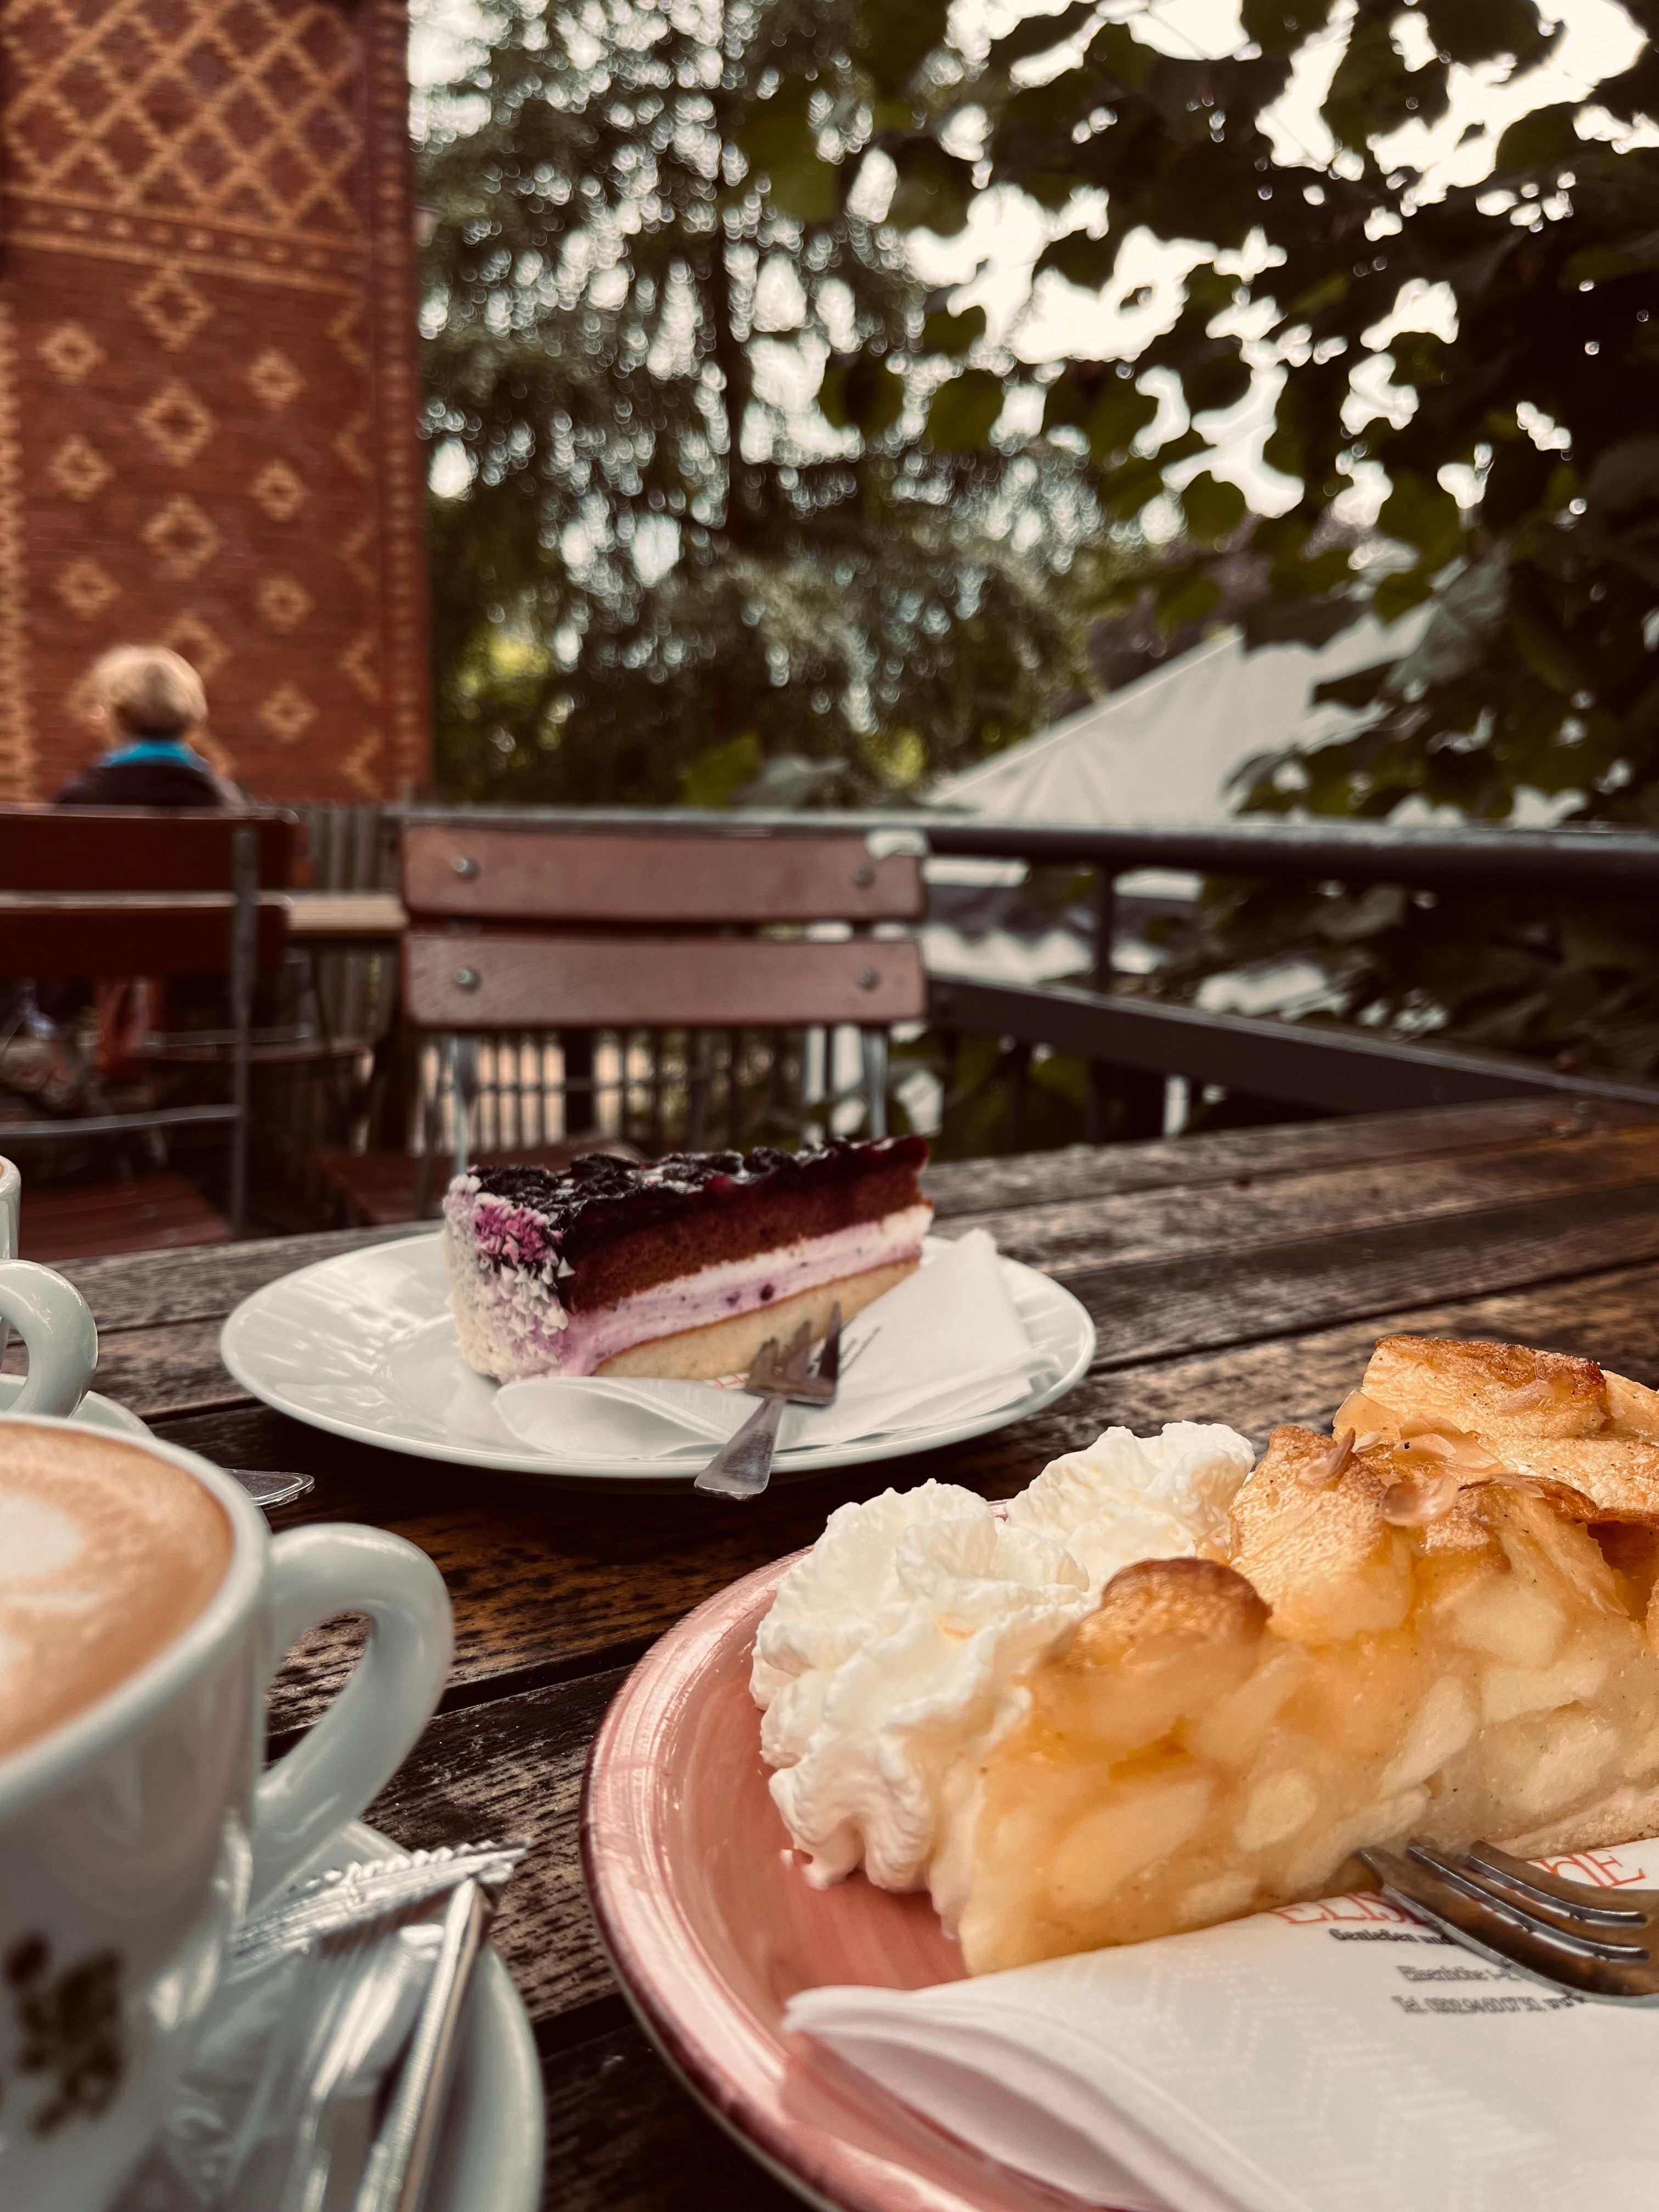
left=0, top=0, right=431, bottom=803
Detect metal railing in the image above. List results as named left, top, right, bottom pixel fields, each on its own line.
left=382, top=807, right=1659, bottom=1133
left=278, top=804, right=1659, bottom=1173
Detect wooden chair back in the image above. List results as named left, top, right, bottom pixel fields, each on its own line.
left=397, top=822, right=928, bottom=1163
left=0, top=806, right=294, bottom=978
left=0, top=896, right=288, bottom=978
left=399, top=825, right=927, bottom=1032
left=0, top=806, right=296, bottom=892
left=402, top=822, right=923, bottom=926
left=404, top=931, right=922, bottom=1030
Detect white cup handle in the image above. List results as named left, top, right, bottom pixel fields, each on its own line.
left=0, top=1258, right=98, bottom=1417
left=250, top=1522, right=454, bottom=1903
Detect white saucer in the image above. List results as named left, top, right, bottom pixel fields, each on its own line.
left=329, top=1819, right=543, bottom=2212
left=0, top=1376, right=152, bottom=1436
left=219, top=1232, right=1096, bottom=1488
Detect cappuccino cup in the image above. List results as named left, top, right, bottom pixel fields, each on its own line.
left=0, top=1155, right=99, bottom=1419
left=0, top=1417, right=453, bottom=2211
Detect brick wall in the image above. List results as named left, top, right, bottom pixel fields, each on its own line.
left=0, top=0, right=431, bottom=803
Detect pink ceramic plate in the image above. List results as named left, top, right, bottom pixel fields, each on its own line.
left=582, top=1555, right=1107, bottom=2212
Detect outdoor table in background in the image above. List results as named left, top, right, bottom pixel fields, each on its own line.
left=20, top=1094, right=1659, bottom=2210
left=280, top=889, right=409, bottom=951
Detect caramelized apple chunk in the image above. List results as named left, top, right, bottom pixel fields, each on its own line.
left=1355, top=1335, right=1608, bottom=1441
left=1335, top=1335, right=1659, bottom=1537
left=960, top=1434, right=1659, bottom=1976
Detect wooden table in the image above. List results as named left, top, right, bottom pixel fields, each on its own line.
left=35, top=1096, right=1659, bottom=2209
left=280, top=889, right=408, bottom=949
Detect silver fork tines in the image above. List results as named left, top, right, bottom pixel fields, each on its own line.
left=694, top=1310, right=843, bottom=1501
left=1358, top=1838, right=1659, bottom=2001
left=784, top=1304, right=842, bottom=1404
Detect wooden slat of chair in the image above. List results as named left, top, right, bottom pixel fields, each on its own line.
left=0, top=806, right=296, bottom=891
left=0, top=896, right=288, bottom=978
left=403, top=931, right=927, bottom=1031
left=402, top=825, right=925, bottom=924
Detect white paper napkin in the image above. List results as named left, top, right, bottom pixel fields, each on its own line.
left=494, top=1229, right=1049, bottom=1462
left=787, top=1837, right=1659, bottom=2212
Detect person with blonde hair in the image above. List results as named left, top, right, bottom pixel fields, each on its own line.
left=38, top=646, right=242, bottom=1082
left=55, top=645, right=240, bottom=809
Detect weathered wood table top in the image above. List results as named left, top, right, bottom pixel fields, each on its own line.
left=41, top=1096, right=1659, bottom=2209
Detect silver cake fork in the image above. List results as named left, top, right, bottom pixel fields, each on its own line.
left=695, top=1307, right=843, bottom=1499
left=1359, top=1838, right=1659, bottom=2001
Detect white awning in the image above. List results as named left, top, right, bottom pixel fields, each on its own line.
left=929, top=614, right=1424, bottom=826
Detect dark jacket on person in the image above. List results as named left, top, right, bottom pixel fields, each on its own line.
left=40, top=736, right=236, bottom=1031
left=54, top=736, right=230, bottom=810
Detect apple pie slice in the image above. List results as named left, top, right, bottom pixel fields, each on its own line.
left=961, top=1343, right=1659, bottom=1975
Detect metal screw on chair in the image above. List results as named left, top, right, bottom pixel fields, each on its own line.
left=852, top=864, right=875, bottom=887
left=454, top=966, right=481, bottom=991
left=857, top=967, right=878, bottom=990
left=451, top=855, right=480, bottom=879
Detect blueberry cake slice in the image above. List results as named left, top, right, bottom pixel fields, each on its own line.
left=443, top=1137, right=932, bottom=1383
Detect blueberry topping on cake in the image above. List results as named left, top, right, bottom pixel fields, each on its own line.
left=443, top=1137, right=932, bottom=1382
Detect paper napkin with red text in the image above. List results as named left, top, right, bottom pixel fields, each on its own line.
left=788, top=1838, right=1659, bottom=2212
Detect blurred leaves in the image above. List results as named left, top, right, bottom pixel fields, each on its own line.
left=420, top=0, right=1127, bottom=811
left=927, top=370, right=1006, bottom=450
left=953, top=0, right=1659, bottom=1083
left=1241, top=0, right=1335, bottom=58
left=419, top=0, right=1659, bottom=1086
left=922, top=304, right=988, bottom=356
left=886, top=140, right=976, bottom=236
left=1181, top=471, right=1246, bottom=543
left=1492, top=101, right=1580, bottom=178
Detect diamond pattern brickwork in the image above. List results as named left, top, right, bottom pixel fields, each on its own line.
left=164, top=611, right=229, bottom=679
left=38, top=321, right=104, bottom=382
left=138, top=381, right=216, bottom=467
left=256, top=573, right=312, bottom=631
left=48, top=436, right=112, bottom=502
left=247, top=349, right=304, bottom=409
left=7, top=0, right=360, bottom=251
left=0, top=0, right=430, bottom=801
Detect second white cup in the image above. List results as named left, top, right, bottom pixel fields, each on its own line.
left=0, top=1154, right=100, bottom=1419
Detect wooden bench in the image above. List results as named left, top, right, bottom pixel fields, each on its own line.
left=0, top=806, right=296, bottom=1235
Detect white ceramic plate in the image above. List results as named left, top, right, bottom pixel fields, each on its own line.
left=311, top=1819, right=543, bottom=2212
left=0, top=1376, right=151, bottom=1436
left=219, top=1232, right=1096, bottom=1489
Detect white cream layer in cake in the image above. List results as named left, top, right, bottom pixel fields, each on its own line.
left=445, top=1198, right=933, bottom=1381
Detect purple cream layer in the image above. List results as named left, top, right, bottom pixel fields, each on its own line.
left=444, top=1195, right=932, bottom=1381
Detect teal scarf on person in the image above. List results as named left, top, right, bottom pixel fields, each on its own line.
left=101, top=736, right=213, bottom=772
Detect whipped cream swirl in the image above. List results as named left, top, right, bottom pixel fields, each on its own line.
left=751, top=1423, right=1255, bottom=1925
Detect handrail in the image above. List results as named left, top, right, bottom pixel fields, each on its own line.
left=392, top=805, right=1659, bottom=898
left=380, top=802, right=1659, bottom=1137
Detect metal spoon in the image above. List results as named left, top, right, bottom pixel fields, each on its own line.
left=226, top=1468, right=315, bottom=1510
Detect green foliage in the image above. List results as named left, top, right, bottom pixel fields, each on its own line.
left=420, top=0, right=1659, bottom=1082
left=894, top=1031, right=1093, bottom=1160
left=836, top=0, right=1659, bottom=1079
left=419, top=0, right=1123, bottom=808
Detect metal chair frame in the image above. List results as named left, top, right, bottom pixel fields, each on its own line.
left=0, top=814, right=293, bottom=1236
